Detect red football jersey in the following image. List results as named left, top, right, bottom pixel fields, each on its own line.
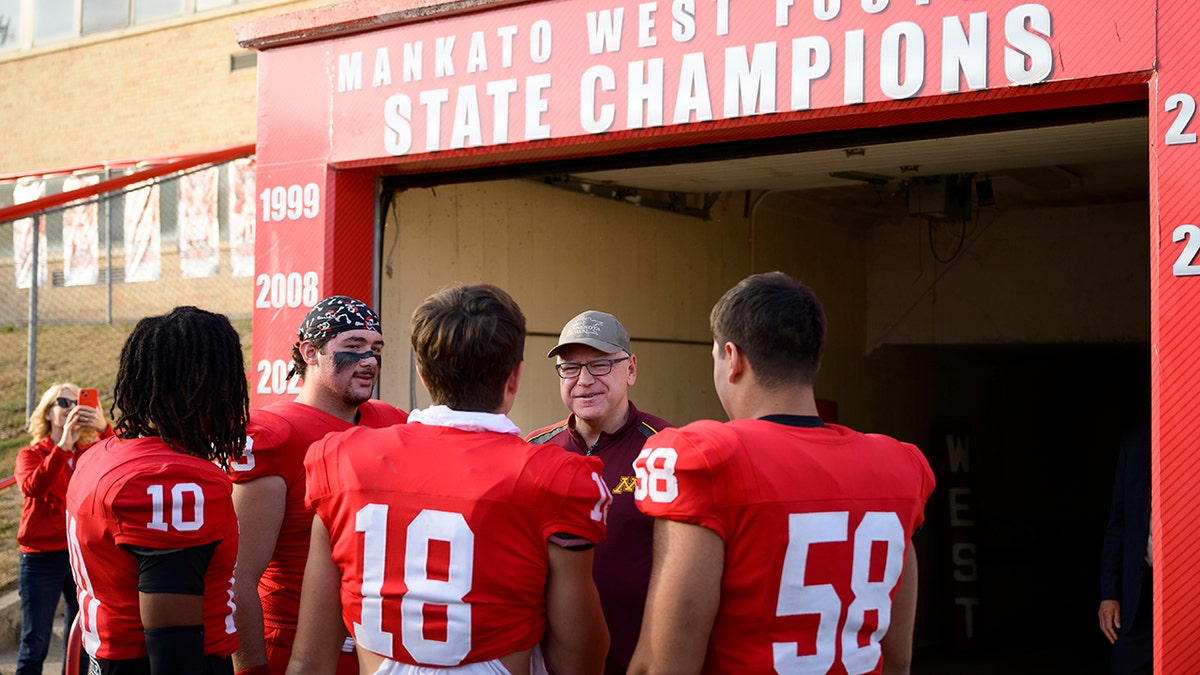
left=634, top=419, right=935, bottom=675
left=305, top=423, right=610, bottom=667
left=65, top=436, right=239, bottom=661
left=228, top=399, right=407, bottom=633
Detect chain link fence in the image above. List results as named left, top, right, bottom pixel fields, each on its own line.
left=0, top=157, right=256, bottom=441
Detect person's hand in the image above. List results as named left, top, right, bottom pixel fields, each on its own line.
left=88, top=398, right=108, bottom=431
left=59, top=407, right=86, bottom=453
left=1099, top=599, right=1121, bottom=643
left=74, top=403, right=105, bottom=435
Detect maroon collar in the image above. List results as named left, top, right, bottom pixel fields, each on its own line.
left=567, top=402, right=639, bottom=454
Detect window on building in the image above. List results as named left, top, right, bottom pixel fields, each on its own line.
left=0, top=0, right=21, bottom=51
left=135, top=0, right=183, bottom=24
left=7, top=0, right=258, bottom=51
left=34, top=0, right=74, bottom=44
left=194, top=0, right=234, bottom=10
left=82, top=0, right=130, bottom=35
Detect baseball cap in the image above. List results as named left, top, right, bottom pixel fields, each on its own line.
left=547, top=310, right=632, bottom=358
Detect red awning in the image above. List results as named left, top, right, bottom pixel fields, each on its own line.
left=0, top=143, right=255, bottom=224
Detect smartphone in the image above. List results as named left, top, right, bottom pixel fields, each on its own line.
left=78, top=388, right=99, bottom=409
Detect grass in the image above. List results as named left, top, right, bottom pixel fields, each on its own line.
left=0, top=319, right=252, bottom=593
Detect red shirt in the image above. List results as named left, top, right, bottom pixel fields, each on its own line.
left=16, top=427, right=112, bottom=554
left=306, top=422, right=609, bottom=667
left=66, top=436, right=239, bottom=661
left=228, top=399, right=407, bottom=634
left=635, top=418, right=935, bottom=675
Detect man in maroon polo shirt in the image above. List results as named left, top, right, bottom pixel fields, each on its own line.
left=527, top=310, right=673, bottom=675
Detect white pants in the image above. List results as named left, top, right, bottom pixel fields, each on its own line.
left=371, top=645, right=547, bottom=675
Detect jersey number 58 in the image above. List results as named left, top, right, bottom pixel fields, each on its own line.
left=633, top=447, right=907, bottom=675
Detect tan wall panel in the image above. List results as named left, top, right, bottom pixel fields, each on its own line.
left=378, top=179, right=751, bottom=433
left=866, top=201, right=1150, bottom=348
left=376, top=176, right=1149, bottom=447
left=751, top=193, right=871, bottom=426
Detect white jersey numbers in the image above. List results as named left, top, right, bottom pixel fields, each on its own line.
left=589, top=471, right=614, bottom=523
left=775, top=512, right=847, bottom=673
left=355, top=505, right=475, bottom=666
left=634, top=446, right=679, bottom=503
left=228, top=436, right=255, bottom=472
left=355, top=504, right=395, bottom=657
left=145, top=483, right=205, bottom=532
left=66, top=514, right=102, bottom=657
left=402, top=510, right=474, bottom=665
left=775, top=511, right=906, bottom=675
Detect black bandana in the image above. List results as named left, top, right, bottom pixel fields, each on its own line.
left=297, top=296, right=382, bottom=342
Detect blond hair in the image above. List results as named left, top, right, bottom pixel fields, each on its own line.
left=27, top=382, right=98, bottom=446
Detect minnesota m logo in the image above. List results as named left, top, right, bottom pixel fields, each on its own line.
left=614, top=476, right=639, bottom=494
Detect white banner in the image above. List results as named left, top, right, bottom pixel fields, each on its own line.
left=178, top=168, right=220, bottom=279
left=13, top=180, right=47, bottom=290
left=124, top=183, right=161, bottom=283
left=228, top=158, right=256, bottom=277
left=62, top=175, right=101, bottom=286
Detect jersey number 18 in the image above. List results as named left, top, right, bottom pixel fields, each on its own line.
left=354, top=505, right=474, bottom=666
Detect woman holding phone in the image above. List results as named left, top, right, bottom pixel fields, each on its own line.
left=15, top=382, right=111, bottom=675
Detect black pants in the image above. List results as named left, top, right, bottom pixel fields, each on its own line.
left=91, top=654, right=232, bottom=675
left=1112, top=565, right=1153, bottom=675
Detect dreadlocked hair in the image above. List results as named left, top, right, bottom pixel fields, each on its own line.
left=113, top=306, right=249, bottom=469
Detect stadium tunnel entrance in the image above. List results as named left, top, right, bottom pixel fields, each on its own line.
left=373, top=103, right=1149, bottom=672
left=239, top=0, right=1192, bottom=670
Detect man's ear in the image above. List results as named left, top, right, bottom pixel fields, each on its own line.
left=726, top=342, right=747, bottom=382
left=506, top=360, right=524, bottom=396
left=299, top=341, right=320, bottom=366
left=625, top=353, right=638, bottom=386
left=496, top=361, right=524, bottom=415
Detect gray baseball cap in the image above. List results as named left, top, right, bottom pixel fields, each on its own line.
left=547, top=310, right=632, bottom=358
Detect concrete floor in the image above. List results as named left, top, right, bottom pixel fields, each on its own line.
left=0, top=589, right=68, bottom=675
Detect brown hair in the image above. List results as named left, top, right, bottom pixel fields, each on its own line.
left=710, top=271, right=826, bottom=388
left=411, top=284, right=526, bottom=412
left=289, top=332, right=334, bottom=380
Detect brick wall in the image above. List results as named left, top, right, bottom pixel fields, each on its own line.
left=0, top=0, right=326, bottom=174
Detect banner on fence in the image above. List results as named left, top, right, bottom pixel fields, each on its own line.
left=124, top=183, right=161, bottom=283
left=179, top=168, right=220, bottom=279
left=62, top=174, right=101, bottom=287
left=13, top=179, right=47, bottom=290
left=229, top=158, right=256, bottom=278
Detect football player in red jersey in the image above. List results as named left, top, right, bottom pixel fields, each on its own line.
left=230, top=296, right=408, bottom=675
left=65, top=306, right=249, bottom=675
left=286, top=284, right=610, bottom=675
left=629, top=272, right=936, bottom=675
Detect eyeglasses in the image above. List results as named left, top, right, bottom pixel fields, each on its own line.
left=54, top=397, right=77, bottom=409
left=555, top=357, right=630, bottom=379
